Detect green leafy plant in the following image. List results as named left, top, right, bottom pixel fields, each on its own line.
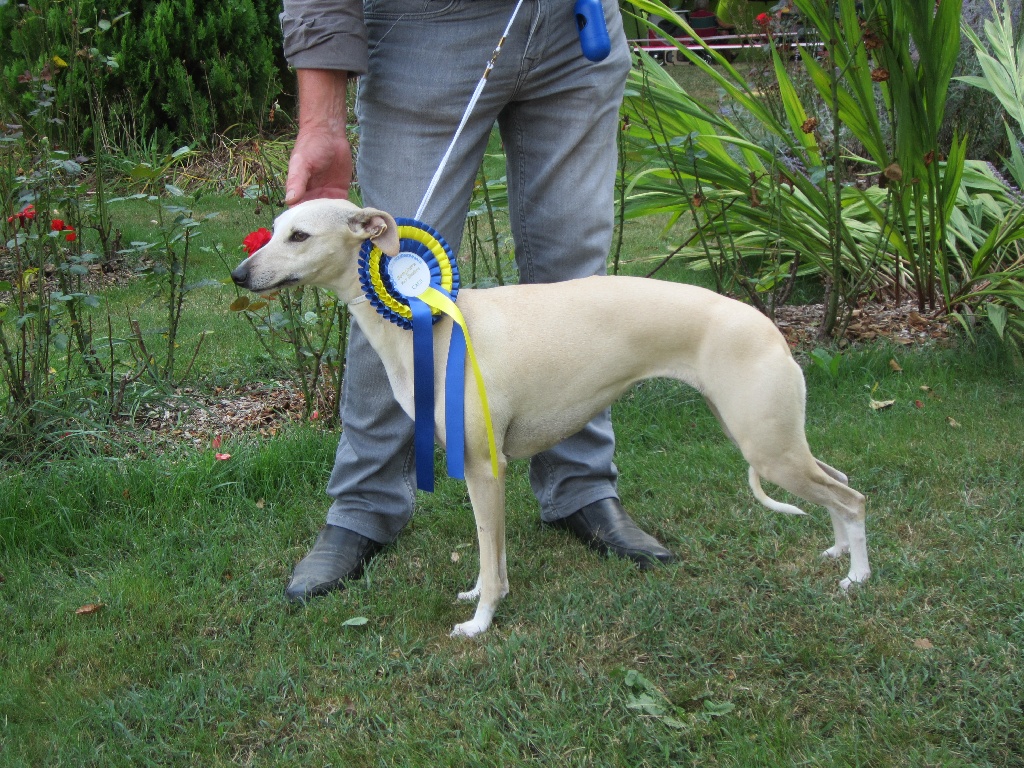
left=946, top=0, right=1024, bottom=353
left=797, top=0, right=965, bottom=312
left=0, top=127, right=223, bottom=454
left=808, top=346, right=848, bottom=381
left=621, top=668, right=735, bottom=732
left=109, top=146, right=222, bottom=386
left=0, top=131, right=113, bottom=451
left=622, top=0, right=885, bottom=336
left=0, top=0, right=292, bottom=152
left=957, top=1, right=1024, bottom=190
left=622, top=0, right=968, bottom=337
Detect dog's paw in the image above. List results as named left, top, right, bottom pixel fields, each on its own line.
left=821, top=544, right=850, bottom=559
left=457, top=586, right=481, bottom=602
left=840, top=566, right=871, bottom=590
left=450, top=618, right=488, bottom=638
left=839, top=571, right=870, bottom=592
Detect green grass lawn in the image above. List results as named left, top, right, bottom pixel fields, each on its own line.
left=2, top=334, right=1022, bottom=765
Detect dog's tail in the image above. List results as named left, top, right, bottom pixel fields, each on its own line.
left=747, top=466, right=807, bottom=516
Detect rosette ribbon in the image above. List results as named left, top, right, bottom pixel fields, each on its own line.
left=357, top=218, right=499, bottom=492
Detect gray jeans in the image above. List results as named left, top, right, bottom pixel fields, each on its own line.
left=325, top=0, right=633, bottom=542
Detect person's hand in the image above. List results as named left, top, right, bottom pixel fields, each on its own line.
left=285, top=125, right=353, bottom=205
left=284, top=69, right=353, bottom=206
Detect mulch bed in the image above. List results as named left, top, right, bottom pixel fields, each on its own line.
left=774, top=299, right=950, bottom=349
left=123, top=382, right=316, bottom=450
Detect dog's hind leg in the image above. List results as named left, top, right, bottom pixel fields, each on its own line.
left=759, top=456, right=870, bottom=591
left=815, top=459, right=848, bottom=485
left=706, top=364, right=869, bottom=590
left=451, top=460, right=509, bottom=638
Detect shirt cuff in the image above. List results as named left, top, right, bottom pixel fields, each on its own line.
left=280, top=9, right=369, bottom=75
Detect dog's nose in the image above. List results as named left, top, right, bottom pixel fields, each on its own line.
left=230, top=262, right=250, bottom=287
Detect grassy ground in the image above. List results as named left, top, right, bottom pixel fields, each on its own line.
left=2, top=139, right=1023, bottom=764
left=2, top=303, right=1023, bottom=766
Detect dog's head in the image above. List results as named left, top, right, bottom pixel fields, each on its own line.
left=230, top=198, right=399, bottom=294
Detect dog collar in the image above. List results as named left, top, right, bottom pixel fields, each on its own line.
left=358, top=219, right=498, bottom=491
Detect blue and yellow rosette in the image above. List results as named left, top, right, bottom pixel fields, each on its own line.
left=358, top=218, right=499, bottom=492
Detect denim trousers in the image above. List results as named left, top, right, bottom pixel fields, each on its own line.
left=324, top=0, right=633, bottom=542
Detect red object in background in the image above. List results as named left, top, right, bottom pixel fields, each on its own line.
left=50, top=217, right=77, bottom=241
left=689, top=10, right=720, bottom=38
left=6, top=203, right=36, bottom=228
left=242, top=227, right=273, bottom=255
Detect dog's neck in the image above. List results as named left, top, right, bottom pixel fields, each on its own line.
left=320, top=257, right=426, bottom=418
left=345, top=298, right=417, bottom=412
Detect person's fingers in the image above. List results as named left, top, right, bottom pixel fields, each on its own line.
left=284, top=163, right=310, bottom=207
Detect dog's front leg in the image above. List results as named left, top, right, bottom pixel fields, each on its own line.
left=450, top=461, right=509, bottom=638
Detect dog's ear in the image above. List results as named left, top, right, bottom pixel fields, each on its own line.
left=348, top=208, right=400, bottom=256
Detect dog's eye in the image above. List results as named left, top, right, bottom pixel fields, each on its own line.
left=288, top=231, right=310, bottom=243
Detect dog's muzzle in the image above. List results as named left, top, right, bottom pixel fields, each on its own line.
left=230, top=261, right=251, bottom=288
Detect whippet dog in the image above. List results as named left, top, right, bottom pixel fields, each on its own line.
left=231, top=199, right=870, bottom=637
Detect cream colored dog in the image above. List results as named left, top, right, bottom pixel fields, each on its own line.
left=231, top=199, right=870, bottom=637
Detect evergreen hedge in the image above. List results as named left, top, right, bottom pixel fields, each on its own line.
left=0, top=0, right=294, bottom=151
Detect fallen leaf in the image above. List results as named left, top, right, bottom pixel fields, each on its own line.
left=882, top=160, right=903, bottom=181
left=211, top=435, right=222, bottom=449
left=451, top=551, right=461, bottom=563
left=946, top=417, right=961, bottom=428
left=888, top=358, right=903, bottom=372
left=76, top=603, right=104, bottom=616
left=913, top=638, right=934, bottom=650
left=255, top=498, right=265, bottom=509
left=914, top=400, right=924, bottom=408
left=342, top=616, right=368, bottom=627
left=870, top=399, right=896, bottom=410
left=122, top=488, right=130, bottom=499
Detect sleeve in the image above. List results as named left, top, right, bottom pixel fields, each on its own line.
left=280, top=0, right=369, bottom=75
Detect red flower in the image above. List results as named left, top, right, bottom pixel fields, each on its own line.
left=6, top=204, right=36, bottom=228
left=242, top=227, right=273, bottom=255
left=755, top=12, right=771, bottom=27
left=50, top=217, right=77, bottom=242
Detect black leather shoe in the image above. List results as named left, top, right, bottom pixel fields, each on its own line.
left=284, top=525, right=386, bottom=603
left=549, top=498, right=675, bottom=570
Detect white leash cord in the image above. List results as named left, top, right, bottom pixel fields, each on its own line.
left=414, top=0, right=525, bottom=222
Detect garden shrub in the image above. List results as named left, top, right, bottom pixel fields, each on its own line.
left=0, top=0, right=294, bottom=151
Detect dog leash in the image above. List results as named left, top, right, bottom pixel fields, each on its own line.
left=416, top=0, right=525, bottom=221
